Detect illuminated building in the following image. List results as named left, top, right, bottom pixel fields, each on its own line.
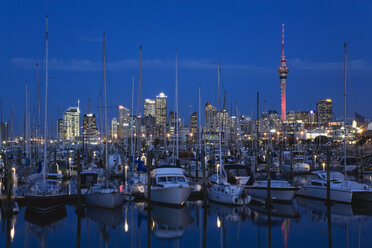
left=111, top=118, right=118, bottom=139
left=155, top=92, right=167, bottom=126
left=63, top=106, right=80, bottom=141
left=144, top=99, right=155, bottom=117
left=190, top=112, right=198, bottom=136
left=204, top=102, right=218, bottom=142
left=118, top=105, right=130, bottom=139
left=57, top=119, right=64, bottom=141
left=83, top=113, right=99, bottom=144
left=277, top=24, right=289, bottom=122
left=317, top=99, right=333, bottom=126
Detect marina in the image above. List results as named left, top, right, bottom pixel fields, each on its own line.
left=1, top=1, right=372, bottom=247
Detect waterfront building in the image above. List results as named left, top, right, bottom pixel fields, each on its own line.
left=111, top=118, right=118, bottom=139
left=190, top=112, right=198, bottom=136
left=144, top=99, right=155, bottom=117
left=155, top=92, right=167, bottom=126
left=118, top=105, right=130, bottom=139
left=63, top=106, right=80, bottom=141
left=317, top=99, right=333, bottom=126
left=82, top=113, right=99, bottom=144
left=57, top=119, right=64, bottom=141
left=204, top=102, right=218, bottom=142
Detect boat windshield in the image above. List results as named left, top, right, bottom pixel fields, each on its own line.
left=167, top=176, right=177, bottom=183
left=177, top=176, right=186, bottom=182
left=158, top=177, right=167, bottom=183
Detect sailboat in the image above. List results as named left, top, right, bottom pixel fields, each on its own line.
left=24, top=15, right=67, bottom=213
left=85, top=32, right=123, bottom=209
left=207, top=62, right=251, bottom=205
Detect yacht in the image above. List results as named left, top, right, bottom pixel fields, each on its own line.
left=246, top=172, right=298, bottom=202
left=86, top=183, right=123, bottom=208
left=144, top=166, right=193, bottom=206
left=296, top=171, right=372, bottom=203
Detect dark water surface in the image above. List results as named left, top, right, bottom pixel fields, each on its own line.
left=1, top=198, right=372, bottom=248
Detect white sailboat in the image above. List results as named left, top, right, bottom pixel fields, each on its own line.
left=25, top=15, right=67, bottom=213
left=85, top=32, right=122, bottom=209
left=207, top=62, right=251, bottom=205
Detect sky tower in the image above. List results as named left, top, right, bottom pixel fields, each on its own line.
left=277, top=24, right=289, bottom=122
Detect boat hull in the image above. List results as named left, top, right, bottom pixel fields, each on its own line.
left=86, top=192, right=123, bottom=208
left=25, top=193, right=66, bottom=213
left=246, top=186, right=297, bottom=202
left=296, top=186, right=353, bottom=203
left=207, top=184, right=251, bottom=205
left=145, top=186, right=192, bottom=206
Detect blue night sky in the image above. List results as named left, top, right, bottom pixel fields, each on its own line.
left=0, top=0, right=371, bottom=134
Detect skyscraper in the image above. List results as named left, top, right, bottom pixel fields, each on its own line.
left=144, top=98, right=155, bottom=117
left=155, top=92, right=167, bottom=126
left=277, top=24, right=289, bottom=122
left=83, top=113, right=99, bottom=144
left=190, top=112, right=198, bottom=135
left=63, top=106, right=80, bottom=141
left=118, top=105, right=130, bottom=139
left=317, top=99, right=333, bottom=126
left=57, top=119, right=64, bottom=141
left=111, top=118, right=118, bottom=139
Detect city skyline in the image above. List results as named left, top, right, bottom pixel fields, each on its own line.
left=1, top=0, right=371, bottom=134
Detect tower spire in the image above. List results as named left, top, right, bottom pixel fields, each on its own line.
left=278, top=24, right=289, bottom=122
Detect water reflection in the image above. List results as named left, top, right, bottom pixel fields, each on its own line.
left=0, top=198, right=372, bottom=247
left=24, top=206, right=66, bottom=248
left=150, top=205, right=194, bottom=240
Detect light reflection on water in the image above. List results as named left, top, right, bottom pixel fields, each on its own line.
left=1, top=198, right=372, bottom=248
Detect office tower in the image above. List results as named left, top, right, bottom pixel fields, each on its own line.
left=144, top=98, right=155, bottom=117
left=317, top=99, right=333, bottom=126
left=155, top=92, right=167, bottom=126
left=63, top=106, right=80, bottom=141
left=83, top=113, right=99, bottom=144
left=111, top=118, right=118, bottom=139
left=57, top=119, right=64, bottom=140
left=190, top=112, right=198, bottom=135
left=118, top=105, right=130, bottom=139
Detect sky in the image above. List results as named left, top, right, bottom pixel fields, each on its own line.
left=0, top=0, right=371, bottom=135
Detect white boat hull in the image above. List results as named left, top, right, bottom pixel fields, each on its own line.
left=207, top=184, right=251, bottom=205
left=86, top=192, right=123, bottom=208
left=246, top=186, right=297, bottom=202
left=296, top=186, right=353, bottom=203
left=145, top=186, right=192, bottom=206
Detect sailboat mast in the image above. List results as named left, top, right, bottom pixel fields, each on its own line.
left=43, top=14, right=49, bottom=183
left=103, top=32, right=108, bottom=172
left=131, top=73, right=135, bottom=168
left=343, top=42, right=347, bottom=177
left=217, top=62, right=222, bottom=181
left=36, top=63, right=41, bottom=161
left=175, top=51, right=179, bottom=160
left=25, top=80, right=31, bottom=162
left=198, top=83, right=202, bottom=158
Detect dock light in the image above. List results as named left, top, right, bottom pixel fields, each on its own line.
left=277, top=131, right=280, bottom=136
left=322, top=162, right=326, bottom=170
left=124, top=221, right=129, bottom=232
left=152, top=220, right=156, bottom=229
left=217, top=216, right=221, bottom=228
left=300, top=131, right=304, bottom=136
left=10, top=225, right=15, bottom=241
left=189, top=133, right=193, bottom=137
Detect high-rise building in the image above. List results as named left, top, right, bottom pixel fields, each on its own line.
left=118, top=105, right=130, bottom=139
left=317, top=99, right=333, bottom=126
left=277, top=24, right=289, bottom=122
left=57, top=119, right=64, bottom=141
left=190, top=112, right=198, bottom=135
left=111, top=118, right=118, bottom=139
left=144, top=99, right=155, bottom=117
left=155, top=92, right=167, bottom=126
left=63, top=106, right=80, bottom=141
left=83, top=113, right=99, bottom=144
left=0, top=122, right=8, bottom=142
left=204, top=102, right=218, bottom=142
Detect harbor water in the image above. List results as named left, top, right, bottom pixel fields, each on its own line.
left=1, top=199, right=372, bottom=248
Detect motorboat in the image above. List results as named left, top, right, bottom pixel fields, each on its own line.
left=246, top=172, right=298, bottom=202
left=296, top=171, right=372, bottom=203
left=224, top=164, right=252, bottom=186
left=281, top=157, right=310, bottom=175
left=144, top=166, right=193, bottom=206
